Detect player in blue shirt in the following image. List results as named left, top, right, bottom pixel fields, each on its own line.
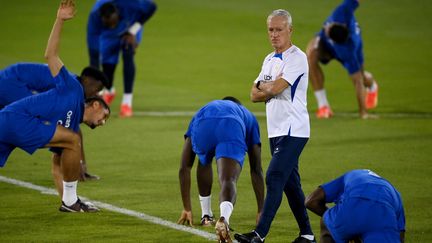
left=87, top=0, right=157, bottom=117
left=306, top=0, right=379, bottom=119
left=178, top=97, right=264, bottom=243
left=0, top=63, right=107, bottom=109
left=305, top=169, right=405, bottom=243
left=0, top=0, right=110, bottom=212
left=0, top=63, right=108, bottom=181
left=0, top=63, right=107, bottom=181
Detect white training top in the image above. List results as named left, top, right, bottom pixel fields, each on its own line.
left=254, top=45, right=310, bottom=138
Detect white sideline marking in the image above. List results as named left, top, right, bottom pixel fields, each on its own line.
left=117, top=110, right=432, bottom=119
left=0, top=175, right=233, bottom=242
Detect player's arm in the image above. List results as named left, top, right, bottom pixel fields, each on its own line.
left=251, top=77, right=289, bottom=102
left=247, top=143, right=264, bottom=223
left=178, top=136, right=196, bottom=226
left=45, top=0, right=76, bottom=77
left=305, top=186, right=328, bottom=217
left=349, top=70, right=368, bottom=118
left=122, top=1, right=157, bottom=51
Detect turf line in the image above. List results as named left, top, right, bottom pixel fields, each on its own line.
left=115, top=111, right=432, bottom=119
left=0, top=175, right=231, bottom=242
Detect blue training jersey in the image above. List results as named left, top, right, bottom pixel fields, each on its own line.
left=318, top=0, right=363, bottom=74
left=0, top=63, right=58, bottom=106
left=2, top=66, right=84, bottom=133
left=321, top=169, right=405, bottom=230
left=185, top=100, right=261, bottom=150
left=87, top=0, right=157, bottom=53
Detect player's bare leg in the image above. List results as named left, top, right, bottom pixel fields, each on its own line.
left=214, top=158, right=241, bottom=243
left=197, top=162, right=215, bottom=226
left=46, top=125, right=98, bottom=212
left=307, top=37, right=333, bottom=118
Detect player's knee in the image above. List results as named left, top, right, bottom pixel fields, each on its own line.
left=265, top=171, right=285, bottom=188
left=65, top=132, right=81, bottom=151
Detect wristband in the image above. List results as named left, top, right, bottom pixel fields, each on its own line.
left=128, top=22, right=142, bottom=35
left=256, top=81, right=261, bottom=90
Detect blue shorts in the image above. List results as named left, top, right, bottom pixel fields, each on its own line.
left=0, top=79, right=33, bottom=107
left=324, top=197, right=401, bottom=243
left=100, top=30, right=143, bottom=64
left=191, top=118, right=247, bottom=166
left=0, top=112, right=56, bottom=167
left=319, top=36, right=364, bottom=75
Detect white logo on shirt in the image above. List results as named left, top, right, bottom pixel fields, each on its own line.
left=57, top=110, right=73, bottom=128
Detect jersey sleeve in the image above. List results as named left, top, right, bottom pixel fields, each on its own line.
left=320, top=174, right=346, bottom=203
left=53, top=66, right=80, bottom=94
left=14, top=63, right=57, bottom=92
left=184, top=116, right=195, bottom=139
left=134, top=0, right=157, bottom=25
left=330, top=0, right=359, bottom=24
left=254, top=56, right=268, bottom=83
left=281, top=54, right=307, bottom=86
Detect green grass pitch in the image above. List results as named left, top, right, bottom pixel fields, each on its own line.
left=0, top=0, right=431, bottom=242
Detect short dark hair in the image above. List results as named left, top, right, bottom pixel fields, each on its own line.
left=99, top=2, right=118, bottom=18
left=328, top=24, right=349, bottom=44
left=222, top=96, right=242, bottom=105
left=81, top=66, right=109, bottom=88
left=85, top=96, right=111, bottom=114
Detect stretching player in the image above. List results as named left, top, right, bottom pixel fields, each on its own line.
left=305, top=169, right=405, bottom=243
left=178, top=97, right=264, bottom=243
left=0, top=62, right=107, bottom=181
left=0, top=0, right=110, bottom=212
left=306, top=0, right=378, bottom=119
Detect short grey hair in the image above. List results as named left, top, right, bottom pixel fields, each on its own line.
left=267, top=9, right=292, bottom=27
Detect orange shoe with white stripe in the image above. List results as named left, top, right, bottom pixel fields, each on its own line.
left=102, top=91, right=116, bottom=106
left=366, top=83, right=379, bottom=109
left=119, top=104, right=133, bottom=118
left=316, top=106, right=334, bottom=119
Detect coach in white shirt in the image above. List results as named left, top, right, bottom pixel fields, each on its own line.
left=235, top=9, right=316, bottom=243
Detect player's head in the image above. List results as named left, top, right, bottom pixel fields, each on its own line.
left=83, top=96, right=110, bottom=129
left=80, top=66, right=108, bottom=98
left=267, top=9, right=293, bottom=52
left=99, top=2, right=119, bottom=29
left=222, top=96, right=242, bottom=105
left=327, top=23, right=349, bottom=44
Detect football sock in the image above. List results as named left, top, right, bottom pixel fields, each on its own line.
left=220, top=201, right=233, bottom=224
left=199, top=195, right=213, bottom=218
left=122, top=93, right=133, bottom=107
left=62, top=180, right=78, bottom=206
left=314, top=89, right=329, bottom=108
left=301, top=235, right=315, bottom=241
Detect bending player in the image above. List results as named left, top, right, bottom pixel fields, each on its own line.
left=177, top=97, right=264, bottom=243
left=0, top=62, right=107, bottom=181
left=0, top=0, right=110, bottom=212
left=305, top=169, right=405, bottom=243
left=306, top=0, right=379, bottom=119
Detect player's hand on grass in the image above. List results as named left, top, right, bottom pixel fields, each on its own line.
left=57, top=0, right=76, bottom=21
left=177, top=210, right=193, bottom=226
